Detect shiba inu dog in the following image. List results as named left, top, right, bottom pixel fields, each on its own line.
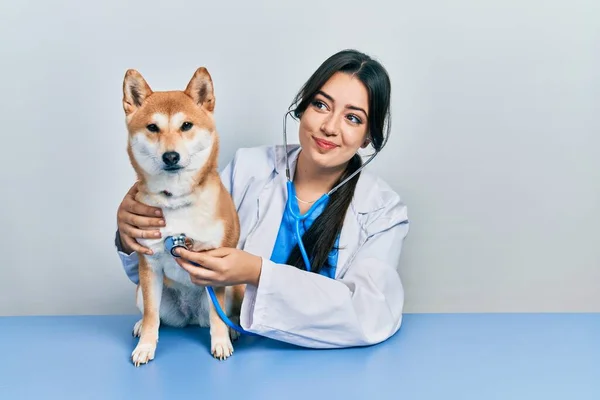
left=121, top=67, right=244, bottom=366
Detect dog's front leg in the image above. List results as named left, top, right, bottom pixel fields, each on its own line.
left=132, top=255, right=163, bottom=367
left=209, top=286, right=234, bottom=360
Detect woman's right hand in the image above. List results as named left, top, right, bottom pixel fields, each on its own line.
left=117, top=182, right=165, bottom=255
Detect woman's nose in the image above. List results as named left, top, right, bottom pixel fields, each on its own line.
left=320, top=115, right=340, bottom=136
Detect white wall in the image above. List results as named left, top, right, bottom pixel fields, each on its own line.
left=0, top=0, right=598, bottom=316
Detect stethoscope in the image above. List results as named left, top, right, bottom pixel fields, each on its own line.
left=163, top=109, right=379, bottom=337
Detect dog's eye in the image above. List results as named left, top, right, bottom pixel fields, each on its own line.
left=181, top=122, right=193, bottom=131
left=146, top=124, right=159, bottom=133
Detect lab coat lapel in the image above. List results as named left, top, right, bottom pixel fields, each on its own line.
left=335, top=198, right=365, bottom=278
left=334, top=173, right=374, bottom=278
left=243, top=175, right=286, bottom=259
left=242, top=145, right=298, bottom=260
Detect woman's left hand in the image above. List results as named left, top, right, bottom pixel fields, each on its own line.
left=174, top=247, right=262, bottom=287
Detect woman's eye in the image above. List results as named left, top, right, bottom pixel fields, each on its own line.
left=347, top=114, right=362, bottom=124
left=146, top=124, right=159, bottom=132
left=311, top=100, right=327, bottom=110
left=181, top=122, right=193, bottom=131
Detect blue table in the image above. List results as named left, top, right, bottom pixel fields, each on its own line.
left=0, top=313, right=598, bottom=399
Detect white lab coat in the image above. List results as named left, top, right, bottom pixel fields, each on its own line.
left=116, top=144, right=410, bottom=349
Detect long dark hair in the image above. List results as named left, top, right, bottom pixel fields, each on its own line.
left=285, top=49, right=392, bottom=274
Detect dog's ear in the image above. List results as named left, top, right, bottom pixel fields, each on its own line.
left=184, top=67, right=215, bottom=113
left=123, top=69, right=153, bottom=115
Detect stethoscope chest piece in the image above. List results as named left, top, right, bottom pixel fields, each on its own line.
left=164, top=234, right=193, bottom=257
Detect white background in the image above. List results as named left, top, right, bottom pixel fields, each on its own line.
left=0, top=0, right=598, bottom=315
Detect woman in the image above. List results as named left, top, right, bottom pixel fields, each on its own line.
left=115, top=49, right=410, bottom=349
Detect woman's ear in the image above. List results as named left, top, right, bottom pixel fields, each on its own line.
left=361, top=136, right=371, bottom=148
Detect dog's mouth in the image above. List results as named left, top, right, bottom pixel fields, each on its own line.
left=163, top=165, right=183, bottom=172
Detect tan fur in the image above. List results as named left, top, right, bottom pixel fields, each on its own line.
left=122, top=67, right=244, bottom=366
left=136, top=256, right=160, bottom=353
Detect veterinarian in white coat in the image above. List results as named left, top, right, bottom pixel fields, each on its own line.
left=115, top=49, right=410, bottom=349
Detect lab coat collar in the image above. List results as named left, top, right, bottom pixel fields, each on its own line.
left=271, top=144, right=385, bottom=214
left=248, top=144, right=381, bottom=278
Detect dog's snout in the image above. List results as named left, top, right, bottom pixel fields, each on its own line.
left=162, top=151, right=180, bottom=166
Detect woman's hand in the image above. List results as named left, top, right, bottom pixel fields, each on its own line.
left=174, top=247, right=263, bottom=287
left=117, top=182, right=165, bottom=255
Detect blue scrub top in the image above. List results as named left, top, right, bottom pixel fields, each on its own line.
left=269, top=185, right=339, bottom=279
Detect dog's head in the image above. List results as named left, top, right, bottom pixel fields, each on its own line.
left=122, top=67, right=218, bottom=189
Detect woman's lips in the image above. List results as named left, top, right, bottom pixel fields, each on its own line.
left=313, top=137, right=338, bottom=150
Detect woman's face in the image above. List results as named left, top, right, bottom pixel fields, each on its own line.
left=298, top=72, right=370, bottom=173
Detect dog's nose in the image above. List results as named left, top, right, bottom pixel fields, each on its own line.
left=162, top=151, right=180, bottom=166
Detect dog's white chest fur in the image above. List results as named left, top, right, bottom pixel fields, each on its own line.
left=138, top=185, right=224, bottom=285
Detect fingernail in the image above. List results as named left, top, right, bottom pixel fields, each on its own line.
left=155, top=232, right=161, bottom=237
left=155, top=210, right=162, bottom=216
left=159, top=220, right=165, bottom=225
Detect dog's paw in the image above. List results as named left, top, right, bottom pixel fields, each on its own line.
left=131, top=342, right=156, bottom=367
left=211, top=335, right=234, bottom=360
left=132, top=319, right=143, bottom=337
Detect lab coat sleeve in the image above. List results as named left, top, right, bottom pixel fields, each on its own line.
left=114, top=153, right=239, bottom=285
left=239, top=199, right=410, bottom=349
left=115, top=230, right=140, bottom=285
